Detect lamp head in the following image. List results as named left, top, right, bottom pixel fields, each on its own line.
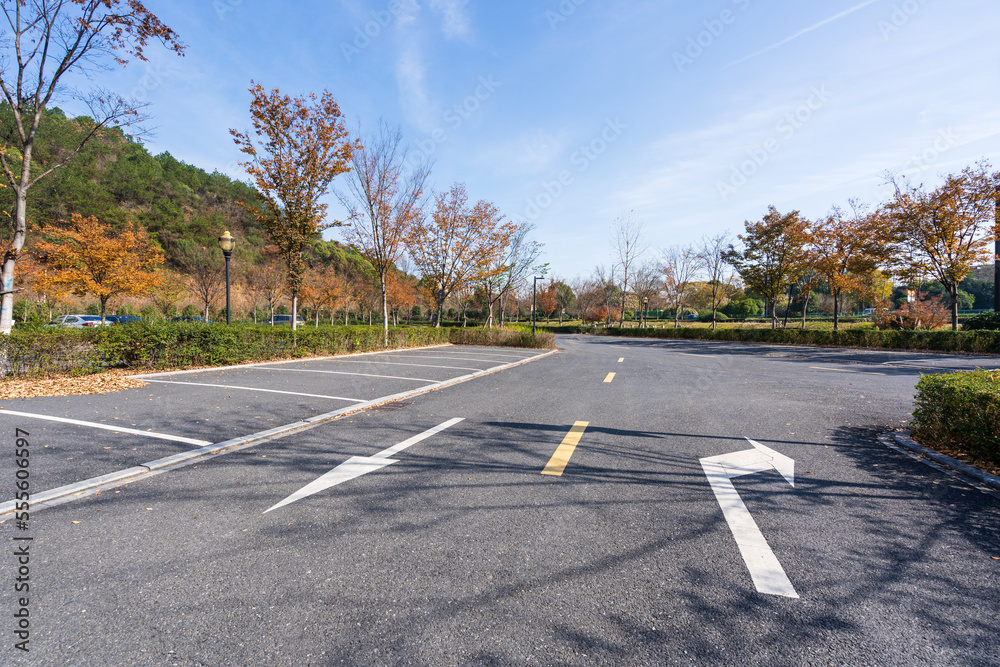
left=218, top=230, right=236, bottom=254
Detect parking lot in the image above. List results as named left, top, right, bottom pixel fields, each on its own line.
left=0, top=344, right=553, bottom=511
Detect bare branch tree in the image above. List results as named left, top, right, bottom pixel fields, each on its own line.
left=660, top=245, right=700, bottom=328
left=698, top=231, right=734, bottom=329
left=338, top=121, right=429, bottom=344
left=611, top=211, right=648, bottom=326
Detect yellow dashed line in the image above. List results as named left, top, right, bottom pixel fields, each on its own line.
left=604, top=372, right=615, bottom=383
left=542, top=421, right=590, bottom=476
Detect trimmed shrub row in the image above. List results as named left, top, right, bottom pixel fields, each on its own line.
left=447, top=328, right=556, bottom=349
left=539, top=324, right=1000, bottom=354
left=0, top=323, right=558, bottom=378
left=0, top=323, right=451, bottom=377
left=912, top=370, right=1000, bottom=465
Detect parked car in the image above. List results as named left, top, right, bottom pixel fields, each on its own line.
left=170, top=316, right=212, bottom=323
left=266, top=314, right=306, bottom=326
left=44, top=314, right=109, bottom=328
left=106, top=315, right=142, bottom=325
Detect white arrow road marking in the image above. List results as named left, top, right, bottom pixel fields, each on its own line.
left=264, top=418, right=464, bottom=513
left=700, top=438, right=798, bottom=598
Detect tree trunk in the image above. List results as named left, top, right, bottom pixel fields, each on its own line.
left=770, top=299, right=777, bottom=329
left=950, top=283, right=960, bottom=331
left=1, top=162, right=32, bottom=335
left=291, top=290, right=299, bottom=331
left=100, top=296, right=109, bottom=325
left=833, top=290, right=840, bottom=331
left=381, top=275, right=389, bottom=346
left=801, top=292, right=810, bottom=329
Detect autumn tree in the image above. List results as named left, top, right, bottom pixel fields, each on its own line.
left=244, top=256, right=287, bottom=323
left=0, top=1, right=183, bottom=334
left=810, top=201, right=887, bottom=330
left=479, top=221, right=543, bottom=329
left=883, top=162, right=999, bottom=330
left=631, top=260, right=661, bottom=327
left=35, top=214, right=163, bottom=322
left=537, top=280, right=558, bottom=323
left=611, top=211, right=648, bottom=325
left=386, top=271, right=417, bottom=326
left=149, top=270, right=188, bottom=319
left=724, top=207, right=810, bottom=329
left=698, top=232, right=734, bottom=329
left=409, top=183, right=497, bottom=327
left=338, top=122, right=429, bottom=343
left=231, top=83, right=354, bottom=330
left=176, top=243, right=225, bottom=321
left=660, top=245, right=700, bottom=327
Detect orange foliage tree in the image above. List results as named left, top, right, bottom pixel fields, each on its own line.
left=231, top=83, right=354, bottom=330
left=810, top=200, right=889, bottom=330
left=408, top=183, right=505, bottom=327
left=0, top=0, right=184, bottom=334
left=35, top=215, right=164, bottom=322
left=883, top=161, right=999, bottom=330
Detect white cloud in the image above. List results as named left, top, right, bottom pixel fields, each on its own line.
left=429, top=0, right=472, bottom=41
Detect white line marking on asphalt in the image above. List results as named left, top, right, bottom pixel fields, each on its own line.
left=256, top=367, right=441, bottom=383
left=330, top=360, right=484, bottom=371
left=700, top=438, right=798, bottom=598
left=139, top=380, right=366, bottom=402
left=0, top=409, right=211, bottom=446
left=264, top=418, right=464, bottom=513
left=1, top=350, right=556, bottom=517
left=809, top=366, right=886, bottom=376
left=128, top=343, right=454, bottom=379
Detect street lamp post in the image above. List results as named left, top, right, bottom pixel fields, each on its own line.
left=643, top=296, right=649, bottom=328
left=532, top=276, right=544, bottom=334
left=218, top=230, right=236, bottom=325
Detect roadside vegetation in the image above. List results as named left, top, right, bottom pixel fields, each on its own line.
left=913, top=370, right=1000, bottom=472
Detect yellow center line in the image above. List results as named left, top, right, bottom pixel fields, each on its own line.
left=618, top=357, right=624, bottom=363
left=679, top=352, right=711, bottom=357
left=603, top=372, right=615, bottom=383
left=542, top=421, right=590, bottom=476
left=809, top=366, right=886, bottom=376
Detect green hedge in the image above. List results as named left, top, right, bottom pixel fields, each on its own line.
left=447, top=328, right=556, bottom=349
left=538, top=324, right=1000, bottom=354
left=912, top=370, right=1000, bottom=465
left=0, top=323, right=450, bottom=376
left=0, top=323, right=559, bottom=378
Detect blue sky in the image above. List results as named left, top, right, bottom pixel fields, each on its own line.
left=75, top=0, right=1000, bottom=280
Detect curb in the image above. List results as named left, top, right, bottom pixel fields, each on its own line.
left=0, top=346, right=558, bottom=516
left=882, top=430, right=1000, bottom=494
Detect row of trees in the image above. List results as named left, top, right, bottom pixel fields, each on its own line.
left=583, top=162, right=997, bottom=332
left=724, top=162, right=998, bottom=330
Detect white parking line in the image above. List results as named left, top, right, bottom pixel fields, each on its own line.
left=329, top=360, right=484, bottom=372
left=0, top=409, right=211, bottom=446
left=139, top=380, right=366, bottom=402
left=256, top=367, right=440, bottom=383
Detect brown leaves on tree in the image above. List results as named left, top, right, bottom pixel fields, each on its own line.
left=230, top=82, right=355, bottom=326
left=34, top=214, right=164, bottom=321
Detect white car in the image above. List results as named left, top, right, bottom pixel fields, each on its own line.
left=45, top=314, right=111, bottom=328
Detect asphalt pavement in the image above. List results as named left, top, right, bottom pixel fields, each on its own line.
left=1, top=336, right=998, bottom=666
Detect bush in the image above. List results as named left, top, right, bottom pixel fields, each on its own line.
left=698, top=310, right=730, bottom=323
left=448, top=327, right=555, bottom=349
left=912, top=370, right=1000, bottom=465
left=962, top=311, right=1000, bottom=331
left=722, top=299, right=762, bottom=319
left=874, top=295, right=949, bottom=330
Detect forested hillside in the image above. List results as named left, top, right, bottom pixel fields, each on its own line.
left=1, top=106, right=269, bottom=266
